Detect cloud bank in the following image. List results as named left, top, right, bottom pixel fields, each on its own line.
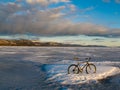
left=26, top=0, right=70, bottom=6
left=0, top=0, right=120, bottom=37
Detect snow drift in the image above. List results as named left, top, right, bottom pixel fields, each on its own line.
left=44, top=64, right=120, bottom=85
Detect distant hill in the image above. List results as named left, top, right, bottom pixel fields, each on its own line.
left=0, top=39, right=106, bottom=47
left=0, top=39, right=35, bottom=46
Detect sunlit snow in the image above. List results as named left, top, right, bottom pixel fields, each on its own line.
left=44, top=64, right=120, bottom=85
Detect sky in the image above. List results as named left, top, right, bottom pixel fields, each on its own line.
left=0, top=0, right=120, bottom=46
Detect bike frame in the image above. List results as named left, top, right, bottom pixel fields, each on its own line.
left=76, top=61, right=90, bottom=73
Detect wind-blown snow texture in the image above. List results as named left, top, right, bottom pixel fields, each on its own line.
left=0, top=46, right=120, bottom=90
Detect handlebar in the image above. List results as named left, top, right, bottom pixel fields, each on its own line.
left=85, top=57, right=91, bottom=61
left=73, top=57, right=91, bottom=61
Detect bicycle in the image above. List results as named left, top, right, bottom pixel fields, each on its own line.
left=68, top=57, right=96, bottom=74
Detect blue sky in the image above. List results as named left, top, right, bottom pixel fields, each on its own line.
left=0, top=0, right=120, bottom=46
left=72, top=0, right=120, bottom=27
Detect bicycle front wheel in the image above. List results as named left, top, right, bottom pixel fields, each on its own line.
left=68, top=64, right=79, bottom=74
left=86, top=64, right=96, bottom=74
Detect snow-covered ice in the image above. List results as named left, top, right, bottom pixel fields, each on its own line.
left=0, top=46, right=120, bottom=90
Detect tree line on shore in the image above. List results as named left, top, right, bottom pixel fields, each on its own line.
left=0, top=39, right=107, bottom=47
left=0, top=39, right=62, bottom=46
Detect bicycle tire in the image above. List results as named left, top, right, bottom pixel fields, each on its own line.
left=86, top=64, right=96, bottom=74
left=68, top=64, right=79, bottom=74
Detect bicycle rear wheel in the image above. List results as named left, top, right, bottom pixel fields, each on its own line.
left=86, top=64, right=96, bottom=74
left=68, top=64, right=79, bottom=74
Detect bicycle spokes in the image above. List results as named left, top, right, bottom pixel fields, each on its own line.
left=68, top=64, right=79, bottom=74
left=86, top=64, right=96, bottom=74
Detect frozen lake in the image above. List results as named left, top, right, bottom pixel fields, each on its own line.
left=0, top=46, right=120, bottom=90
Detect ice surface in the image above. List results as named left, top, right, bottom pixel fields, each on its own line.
left=0, top=46, right=120, bottom=90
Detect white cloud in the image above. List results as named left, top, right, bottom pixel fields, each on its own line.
left=69, top=4, right=76, bottom=11
left=26, top=0, right=70, bottom=6
left=79, top=6, right=94, bottom=13
left=60, top=0, right=70, bottom=2
left=49, top=13, right=65, bottom=18
left=26, top=0, right=49, bottom=6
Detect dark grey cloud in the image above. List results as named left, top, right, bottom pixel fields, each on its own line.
left=0, top=2, right=21, bottom=22
left=92, top=38, right=105, bottom=41
left=92, top=38, right=105, bottom=42
left=115, top=0, right=120, bottom=3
